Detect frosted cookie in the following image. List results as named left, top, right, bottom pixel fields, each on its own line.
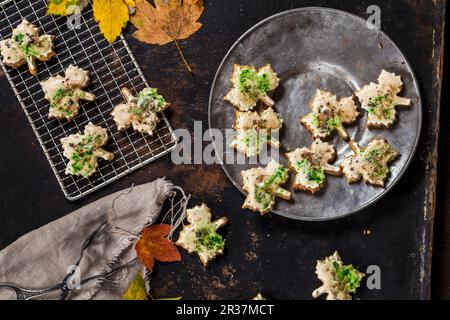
left=231, top=108, right=283, bottom=157
left=341, top=138, right=399, bottom=187
left=286, top=139, right=340, bottom=193
left=111, top=87, right=169, bottom=135
left=312, top=251, right=365, bottom=300
left=356, top=70, right=411, bottom=128
left=0, top=19, right=55, bottom=76
left=241, top=160, right=291, bottom=215
left=176, top=203, right=228, bottom=266
left=41, top=65, right=95, bottom=121
left=301, top=89, right=359, bottom=140
left=61, top=122, right=114, bottom=178
left=224, top=64, right=279, bottom=111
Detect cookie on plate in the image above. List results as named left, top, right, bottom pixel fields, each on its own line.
left=355, top=70, right=411, bottom=128
left=286, top=139, right=341, bottom=193
left=241, top=160, right=291, bottom=215
left=301, top=89, right=359, bottom=140
left=341, top=138, right=399, bottom=187
left=231, top=108, right=283, bottom=157
left=224, top=64, right=279, bottom=111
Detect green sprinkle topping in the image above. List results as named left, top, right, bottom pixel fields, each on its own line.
left=367, top=95, right=394, bottom=120
left=296, top=159, right=325, bottom=184
left=130, top=88, right=166, bottom=115
left=333, top=261, right=363, bottom=294
left=195, top=226, right=225, bottom=252
left=237, top=68, right=273, bottom=97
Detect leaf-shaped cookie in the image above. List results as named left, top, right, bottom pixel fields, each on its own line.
left=111, top=87, right=169, bottom=135
left=313, top=251, right=365, bottom=300
left=241, top=160, right=291, bottom=215
left=0, top=19, right=55, bottom=76
left=224, top=64, right=280, bottom=111
left=61, top=122, right=114, bottom=178
left=93, top=0, right=135, bottom=43
left=231, top=108, right=283, bottom=157
left=286, top=139, right=340, bottom=193
left=176, top=204, right=228, bottom=266
left=301, top=89, right=359, bottom=140
left=341, top=138, right=399, bottom=187
left=41, top=65, right=96, bottom=121
left=356, top=70, right=411, bottom=127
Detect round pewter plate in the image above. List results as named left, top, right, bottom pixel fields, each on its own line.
left=208, top=7, right=422, bottom=221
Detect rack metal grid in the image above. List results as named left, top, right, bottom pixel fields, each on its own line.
left=0, top=0, right=177, bottom=201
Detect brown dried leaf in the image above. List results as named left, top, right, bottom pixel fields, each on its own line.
left=131, top=0, right=204, bottom=72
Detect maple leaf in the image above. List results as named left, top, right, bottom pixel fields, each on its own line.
left=47, top=0, right=89, bottom=16
left=135, top=224, right=181, bottom=271
left=131, top=0, right=204, bottom=73
left=122, top=272, right=148, bottom=300
left=93, top=0, right=136, bottom=43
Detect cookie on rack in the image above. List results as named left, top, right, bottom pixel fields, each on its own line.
left=224, top=64, right=279, bottom=111
left=355, top=70, right=411, bottom=128
left=0, top=19, right=55, bottom=76
left=111, top=87, right=169, bottom=135
left=231, top=108, right=283, bottom=157
left=41, top=65, right=96, bottom=121
left=241, top=160, right=291, bottom=215
left=61, top=122, right=114, bottom=178
left=301, top=89, right=359, bottom=140
left=286, top=139, right=341, bottom=193
left=341, top=138, right=399, bottom=187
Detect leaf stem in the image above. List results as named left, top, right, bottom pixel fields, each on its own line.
left=173, top=38, right=193, bottom=73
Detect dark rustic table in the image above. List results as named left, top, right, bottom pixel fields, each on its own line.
left=0, top=0, right=446, bottom=299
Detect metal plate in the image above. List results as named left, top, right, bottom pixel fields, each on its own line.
left=208, top=7, right=422, bottom=221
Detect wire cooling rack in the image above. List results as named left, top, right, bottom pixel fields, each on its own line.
left=0, top=0, right=177, bottom=201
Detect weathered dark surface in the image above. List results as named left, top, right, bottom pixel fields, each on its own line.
left=0, top=0, right=444, bottom=299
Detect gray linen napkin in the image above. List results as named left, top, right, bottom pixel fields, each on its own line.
left=0, top=178, right=173, bottom=300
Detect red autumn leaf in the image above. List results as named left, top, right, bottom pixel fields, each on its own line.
left=135, top=224, right=181, bottom=270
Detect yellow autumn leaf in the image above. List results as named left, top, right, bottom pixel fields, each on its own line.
left=93, top=0, right=135, bottom=43
left=122, top=272, right=148, bottom=300
left=47, top=0, right=68, bottom=16
left=47, top=0, right=90, bottom=16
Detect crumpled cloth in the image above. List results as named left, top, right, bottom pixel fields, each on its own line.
left=0, top=178, right=173, bottom=300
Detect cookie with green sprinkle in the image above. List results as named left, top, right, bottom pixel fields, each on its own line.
left=41, top=65, right=95, bottom=121
left=61, top=122, right=114, bottom=178
left=341, top=138, right=399, bottom=187
left=0, top=19, right=55, bottom=76
left=313, top=251, right=365, bottom=300
left=241, top=160, right=291, bottom=215
left=224, top=64, right=279, bottom=111
left=176, top=203, right=228, bottom=266
left=356, top=70, right=411, bottom=128
left=286, top=139, right=341, bottom=193
left=301, top=89, right=359, bottom=140
left=231, top=108, right=283, bottom=157
left=111, top=87, right=169, bottom=135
